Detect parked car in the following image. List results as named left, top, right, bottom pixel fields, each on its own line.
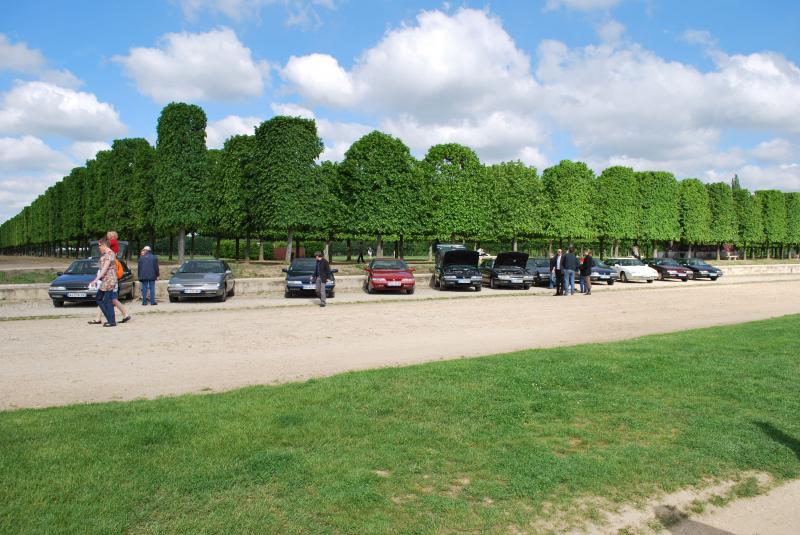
left=677, top=258, right=723, bottom=280
left=167, top=260, right=235, bottom=302
left=588, top=258, right=619, bottom=285
left=479, top=252, right=533, bottom=289
left=526, top=257, right=553, bottom=286
left=605, top=257, right=658, bottom=283
left=645, top=258, right=693, bottom=281
left=433, top=249, right=482, bottom=291
left=434, top=243, right=467, bottom=255
left=49, top=258, right=135, bottom=307
left=364, top=258, right=416, bottom=294
left=282, top=257, right=338, bottom=298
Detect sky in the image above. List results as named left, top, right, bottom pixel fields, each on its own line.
left=1, top=0, right=799, bottom=223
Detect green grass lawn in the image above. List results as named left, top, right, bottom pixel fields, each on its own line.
left=0, top=270, right=58, bottom=284
left=2, top=317, right=799, bottom=534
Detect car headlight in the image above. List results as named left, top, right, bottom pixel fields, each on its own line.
left=372, top=277, right=387, bottom=282
left=471, top=275, right=482, bottom=280
left=401, top=278, right=415, bottom=283
left=443, top=275, right=457, bottom=280
left=202, top=283, right=221, bottom=290
left=168, top=283, right=183, bottom=289
left=50, top=286, right=66, bottom=291
left=498, top=275, right=511, bottom=280
left=287, top=280, right=302, bottom=285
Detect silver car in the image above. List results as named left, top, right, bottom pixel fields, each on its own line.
left=167, top=260, right=235, bottom=302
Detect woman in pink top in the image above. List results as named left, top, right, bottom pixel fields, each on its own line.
left=91, top=238, right=118, bottom=327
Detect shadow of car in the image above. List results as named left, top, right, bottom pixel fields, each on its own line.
left=167, top=260, right=235, bottom=302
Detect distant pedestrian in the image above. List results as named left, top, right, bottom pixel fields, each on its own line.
left=580, top=249, right=593, bottom=295
left=313, top=250, right=332, bottom=308
left=356, top=241, right=365, bottom=263
left=562, top=247, right=579, bottom=296
left=90, top=238, right=118, bottom=327
left=631, top=243, right=641, bottom=260
left=137, top=246, right=160, bottom=305
left=367, top=247, right=373, bottom=260
left=550, top=248, right=564, bottom=296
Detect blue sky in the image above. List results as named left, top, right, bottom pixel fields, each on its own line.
left=1, top=0, right=799, bottom=223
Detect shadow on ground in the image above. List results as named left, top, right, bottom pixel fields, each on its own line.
left=655, top=505, right=735, bottom=535
left=755, top=421, right=800, bottom=460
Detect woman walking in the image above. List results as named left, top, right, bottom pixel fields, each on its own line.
left=91, top=238, right=118, bottom=327
left=580, top=249, right=593, bottom=296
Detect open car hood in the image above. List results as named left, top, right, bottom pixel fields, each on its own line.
left=494, top=252, right=529, bottom=268
left=441, top=250, right=479, bottom=267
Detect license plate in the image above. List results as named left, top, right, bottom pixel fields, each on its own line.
left=302, top=284, right=315, bottom=290
left=387, top=282, right=401, bottom=287
left=511, top=278, right=522, bottom=283
left=700, top=271, right=708, bottom=274
left=458, top=278, right=471, bottom=283
left=184, top=289, right=201, bottom=294
left=67, top=292, right=87, bottom=298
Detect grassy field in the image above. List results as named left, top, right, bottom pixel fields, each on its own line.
left=0, top=270, right=58, bottom=284
left=2, top=317, right=800, bottom=533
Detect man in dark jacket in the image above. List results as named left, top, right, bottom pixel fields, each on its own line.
left=137, top=246, right=160, bottom=305
left=313, top=251, right=331, bottom=307
left=550, top=248, right=564, bottom=296
left=580, top=249, right=593, bottom=295
left=562, top=247, right=579, bottom=295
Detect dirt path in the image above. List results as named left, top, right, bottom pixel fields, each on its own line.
left=2, top=278, right=799, bottom=410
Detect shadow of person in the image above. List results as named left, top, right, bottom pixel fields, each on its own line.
left=755, top=421, right=800, bottom=460
left=654, top=505, right=735, bottom=534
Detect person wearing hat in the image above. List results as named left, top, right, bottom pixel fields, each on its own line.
left=137, top=245, right=160, bottom=305
left=312, top=250, right=332, bottom=307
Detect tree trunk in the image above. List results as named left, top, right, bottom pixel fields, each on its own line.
left=235, top=237, right=240, bottom=260
left=399, top=235, right=405, bottom=259
left=295, top=238, right=301, bottom=259
left=651, top=240, right=657, bottom=258
left=324, top=239, right=331, bottom=260
left=169, top=234, right=175, bottom=261
left=258, top=238, right=264, bottom=262
left=428, top=242, right=433, bottom=262
left=742, top=242, right=746, bottom=261
left=766, top=241, right=771, bottom=259
left=177, top=228, right=185, bottom=265
left=548, top=240, right=553, bottom=257
left=376, top=235, right=383, bottom=257
left=512, top=235, right=518, bottom=252
left=346, top=238, right=352, bottom=261
left=716, top=243, right=721, bottom=261
left=244, top=233, right=251, bottom=264
left=285, top=230, right=293, bottom=263
left=190, top=232, right=195, bottom=260
left=393, top=240, right=399, bottom=258
left=215, top=236, right=221, bottom=259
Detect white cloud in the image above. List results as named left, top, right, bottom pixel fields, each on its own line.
left=114, top=28, right=269, bottom=103
left=178, top=0, right=336, bottom=28
left=597, top=19, right=625, bottom=44
left=544, top=0, right=621, bottom=12
left=0, top=81, right=125, bottom=140
left=0, top=34, right=83, bottom=89
left=0, top=135, right=73, bottom=173
left=206, top=115, right=262, bottom=148
left=270, top=102, right=315, bottom=119
left=751, top=138, right=795, bottom=163
left=69, top=141, right=112, bottom=163
left=282, top=54, right=355, bottom=107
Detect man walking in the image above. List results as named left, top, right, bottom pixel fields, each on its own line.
left=580, top=249, right=593, bottom=295
left=137, top=245, right=160, bottom=305
left=313, top=251, right=331, bottom=307
left=562, top=247, right=579, bottom=296
left=356, top=241, right=365, bottom=263
left=550, top=248, right=564, bottom=296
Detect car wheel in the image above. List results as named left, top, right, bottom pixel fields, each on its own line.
left=228, top=284, right=235, bottom=297
left=607, top=280, right=614, bottom=285
left=367, top=280, right=375, bottom=294
left=710, top=277, right=717, bottom=281
left=218, top=289, right=227, bottom=302
left=681, top=277, right=688, bottom=282
left=658, top=271, right=664, bottom=281
left=328, top=290, right=335, bottom=298
left=490, top=277, right=496, bottom=289
left=169, top=295, right=178, bottom=303
left=474, top=284, right=481, bottom=292
left=647, top=279, right=653, bottom=283
left=523, top=284, right=530, bottom=290
left=407, top=286, right=415, bottom=295
left=52, top=299, right=64, bottom=308
left=620, top=272, right=628, bottom=283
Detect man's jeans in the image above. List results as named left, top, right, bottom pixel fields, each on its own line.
left=549, top=271, right=555, bottom=289
left=97, top=289, right=116, bottom=325
left=563, top=269, right=576, bottom=295
left=140, top=279, right=156, bottom=304
left=315, top=278, right=327, bottom=305
left=579, top=275, right=586, bottom=293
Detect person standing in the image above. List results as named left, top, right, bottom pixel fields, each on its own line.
left=562, top=247, right=579, bottom=296
left=137, top=245, right=160, bottom=305
left=580, top=249, right=593, bottom=295
left=631, top=243, right=641, bottom=260
left=356, top=241, right=365, bottom=263
left=367, top=247, right=373, bottom=260
left=550, top=248, right=564, bottom=296
left=313, top=251, right=331, bottom=308
left=91, top=238, right=118, bottom=327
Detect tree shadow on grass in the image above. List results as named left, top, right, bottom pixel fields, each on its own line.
left=754, top=421, right=800, bottom=460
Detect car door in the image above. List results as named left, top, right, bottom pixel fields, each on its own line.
left=480, top=259, right=493, bottom=284
left=223, top=262, right=232, bottom=293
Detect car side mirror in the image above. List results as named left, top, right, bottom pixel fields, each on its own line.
left=57, top=271, right=63, bottom=276
left=331, top=268, right=338, bottom=273
left=281, top=268, right=288, bottom=273
left=409, top=267, right=416, bottom=272
left=225, top=269, right=232, bottom=274
left=171, top=270, right=176, bottom=275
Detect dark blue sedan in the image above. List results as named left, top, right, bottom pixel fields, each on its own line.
left=48, top=258, right=135, bottom=307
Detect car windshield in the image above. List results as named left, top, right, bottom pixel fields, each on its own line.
left=686, top=259, right=710, bottom=267
left=65, top=260, right=99, bottom=275
left=178, top=261, right=225, bottom=274
left=527, top=259, right=548, bottom=268
left=592, top=259, right=610, bottom=269
left=289, top=259, right=317, bottom=272
left=658, top=259, right=681, bottom=266
left=371, top=259, right=407, bottom=270
left=615, top=258, right=644, bottom=266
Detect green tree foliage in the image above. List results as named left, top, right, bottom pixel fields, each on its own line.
left=216, top=135, right=258, bottom=239
left=636, top=171, right=680, bottom=252
left=677, top=179, right=711, bottom=247
left=253, top=116, right=323, bottom=261
left=83, top=151, right=114, bottom=238
left=785, top=192, right=800, bottom=247
left=706, top=182, right=738, bottom=248
left=485, top=161, right=542, bottom=247
left=542, top=160, right=595, bottom=242
left=62, top=167, right=85, bottom=247
left=423, top=144, right=484, bottom=240
left=732, top=187, right=764, bottom=258
left=594, top=166, right=639, bottom=251
left=756, top=189, right=788, bottom=246
left=340, top=131, right=419, bottom=247
left=155, top=102, right=208, bottom=264
left=111, top=138, right=156, bottom=241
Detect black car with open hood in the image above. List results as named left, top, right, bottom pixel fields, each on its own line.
left=433, top=249, right=482, bottom=291
left=479, top=252, right=534, bottom=289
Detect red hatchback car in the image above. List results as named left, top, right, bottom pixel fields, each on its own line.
left=364, top=258, right=417, bottom=294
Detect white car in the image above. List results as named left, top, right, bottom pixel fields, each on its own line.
left=606, top=257, right=658, bottom=283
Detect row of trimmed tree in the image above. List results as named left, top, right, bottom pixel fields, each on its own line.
left=2, top=102, right=799, bottom=263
